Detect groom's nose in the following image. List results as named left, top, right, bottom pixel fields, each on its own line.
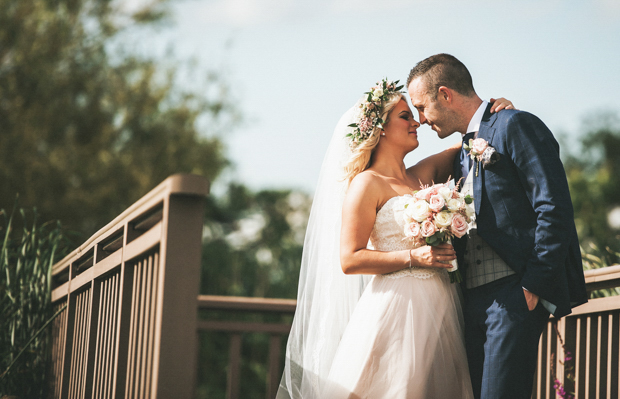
left=418, top=113, right=428, bottom=125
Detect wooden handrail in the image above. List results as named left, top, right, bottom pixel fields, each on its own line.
left=197, top=295, right=296, bottom=313
left=197, top=295, right=296, bottom=399
left=52, top=173, right=209, bottom=277
left=197, top=264, right=620, bottom=315
left=199, top=265, right=620, bottom=399
left=49, top=174, right=208, bottom=399
left=584, top=264, right=620, bottom=292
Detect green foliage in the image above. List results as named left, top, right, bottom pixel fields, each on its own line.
left=201, top=184, right=309, bottom=299
left=563, top=111, right=620, bottom=265
left=0, top=0, right=235, bottom=236
left=0, top=206, right=68, bottom=399
left=197, top=183, right=310, bottom=398
left=581, top=243, right=620, bottom=298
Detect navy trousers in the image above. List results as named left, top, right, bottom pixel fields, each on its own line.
left=463, top=275, right=550, bottom=399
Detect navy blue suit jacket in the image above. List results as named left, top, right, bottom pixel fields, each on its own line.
left=453, top=104, right=587, bottom=318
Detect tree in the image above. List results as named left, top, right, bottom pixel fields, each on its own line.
left=197, top=183, right=311, bottom=398
left=0, top=0, right=236, bottom=236
left=201, top=183, right=310, bottom=299
left=563, top=111, right=620, bottom=265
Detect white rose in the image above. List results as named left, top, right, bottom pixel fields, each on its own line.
left=407, top=200, right=432, bottom=222
left=438, top=186, right=452, bottom=201
left=434, top=211, right=453, bottom=228
left=374, top=88, right=384, bottom=97
left=403, top=211, right=414, bottom=224
left=447, top=198, right=462, bottom=212
left=465, top=202, right=475, bottom=218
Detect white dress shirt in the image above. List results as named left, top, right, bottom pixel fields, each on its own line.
left=462, top=100, right=488, bottom=138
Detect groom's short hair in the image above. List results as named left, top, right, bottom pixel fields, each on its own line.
left=407, top=54, right=476, bottom=100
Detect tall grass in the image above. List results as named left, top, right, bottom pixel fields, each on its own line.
left=0, top=205, right=67, bottom=398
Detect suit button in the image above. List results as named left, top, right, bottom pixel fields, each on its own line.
left=476, top=260, right=482, bottom=265
left=476, top=245, right=482, bottom=250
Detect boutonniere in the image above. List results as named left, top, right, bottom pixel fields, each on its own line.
left=464, top=138, right=500, bottom=177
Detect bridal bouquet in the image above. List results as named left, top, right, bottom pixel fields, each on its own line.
left=401, top=183, right=475, bottom=283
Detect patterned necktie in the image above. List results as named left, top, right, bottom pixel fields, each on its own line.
left=460, top=132, right=475, bottom=185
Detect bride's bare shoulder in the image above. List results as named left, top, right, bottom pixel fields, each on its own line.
left=348, top=170, right=380, bottom=193
left=346, top=171, right=391, bottom=210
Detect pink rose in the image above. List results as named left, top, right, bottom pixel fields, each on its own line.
left=420, top=220, right=437, bottom=237
left=429, top=194, right=445, bottom=213
left=451, top=213, right=469, bottom=238
left=404, top=222, right=421, bottom=238
left=415, top=187, right=432, bottom=201
left=472, top=138, right=488, bottom=155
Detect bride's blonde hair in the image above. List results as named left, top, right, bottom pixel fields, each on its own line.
left=344, top=92, right=405, bottom=185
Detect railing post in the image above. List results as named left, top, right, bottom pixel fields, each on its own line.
left=49, top=174, right=209, bottom=399
left=153, top=192, right=207, bottom=398
left=267, top=334, right=282, bottom=399
left=227, top=334, right=242, bottom=399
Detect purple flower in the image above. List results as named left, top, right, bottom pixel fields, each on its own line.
left=564, top=351, right=573, bottom=362
left=358, top=117, right=373, bottom=133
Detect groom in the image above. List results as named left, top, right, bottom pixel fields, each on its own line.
left=407, top=54, right=588, bottom=399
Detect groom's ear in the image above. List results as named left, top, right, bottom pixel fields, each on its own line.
left=437, top=86, right=453, bottom=103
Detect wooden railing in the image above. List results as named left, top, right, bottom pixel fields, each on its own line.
left=533, top=265, right=620, bottom=399
left=200, top=267, right=620, bottom=399
left=47, top=173, right=620, bottom=398
left=49, top=174, right=208, bottom=399
left=197, top=295, right=296, bottom=399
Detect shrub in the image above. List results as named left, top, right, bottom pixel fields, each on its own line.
left=0, top=205, right=67, bottom=399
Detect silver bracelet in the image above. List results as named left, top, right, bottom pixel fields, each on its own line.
left=408, top=249, right=413, bottom=270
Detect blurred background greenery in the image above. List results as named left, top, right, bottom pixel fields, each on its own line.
left=0, top=0, right=619, bottom=398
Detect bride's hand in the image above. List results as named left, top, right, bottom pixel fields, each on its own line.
left=489, top=97, right=517, bottom=113
left=410, top=243, right=456, bottom=268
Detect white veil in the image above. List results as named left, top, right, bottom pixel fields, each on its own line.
left=277, top=107, right=372, bottom=398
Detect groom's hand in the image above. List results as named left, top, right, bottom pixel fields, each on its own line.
left=523, top=288, right=539, bottom=311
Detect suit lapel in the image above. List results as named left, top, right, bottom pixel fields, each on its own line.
left=474, top=104, right=497, bottom=215
left=454, top=149, right=463, bottom=188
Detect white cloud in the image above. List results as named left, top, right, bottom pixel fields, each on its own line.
left=594, top=0, right=620, bottom=21
left=185, top=0, right=620, bottom=29
left=196, top=0, right=298, bottom=26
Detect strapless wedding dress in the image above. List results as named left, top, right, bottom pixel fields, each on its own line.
left=322, top=195, right=474, bottom=399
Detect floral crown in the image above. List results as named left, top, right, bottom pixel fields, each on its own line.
left=346, top=78, right=405, bottom=147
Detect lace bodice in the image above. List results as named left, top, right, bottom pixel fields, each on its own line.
left=369, top=195, right=442, bottom=280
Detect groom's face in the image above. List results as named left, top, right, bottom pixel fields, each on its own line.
left=408, top=78, right=459, bottom=139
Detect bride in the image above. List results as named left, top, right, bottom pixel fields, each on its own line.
left=277, top=79, right=513, bottom=398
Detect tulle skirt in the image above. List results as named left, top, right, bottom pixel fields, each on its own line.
left=322, top=271, right=474, bottom=399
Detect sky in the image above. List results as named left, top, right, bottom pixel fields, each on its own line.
left=133, top=0, right=620, bottom=195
